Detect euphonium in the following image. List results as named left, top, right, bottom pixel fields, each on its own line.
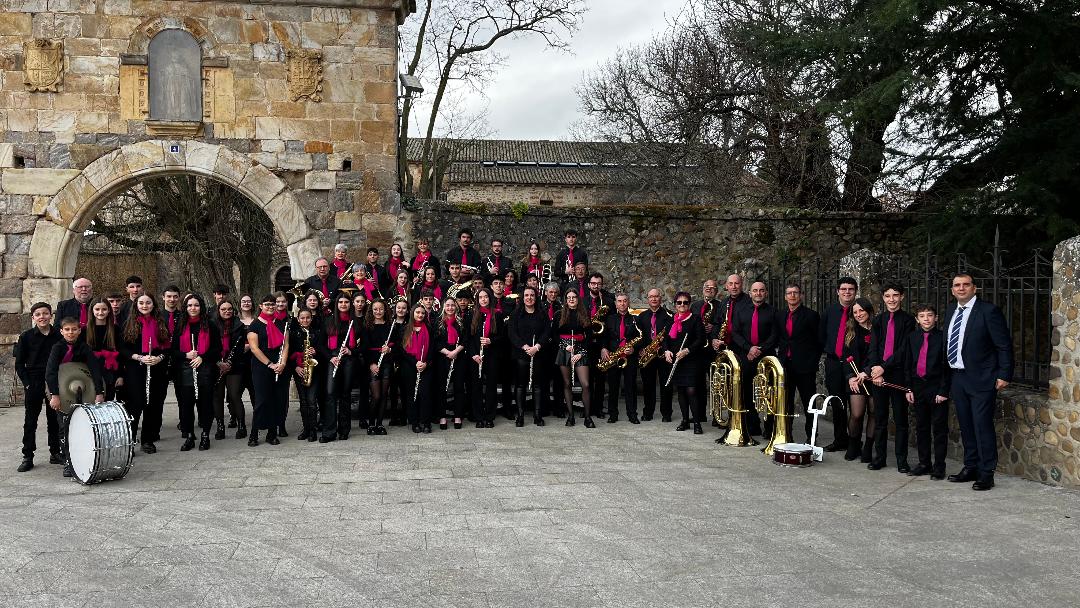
left=598, top=335, right=642, bottom=372
left=712, top=349, right=756, bottom=446
left=589, top=304, right=609, bottom=336
left=752, top=355, right=793, bottom=455
left=301, top=327, right=318, bottom=387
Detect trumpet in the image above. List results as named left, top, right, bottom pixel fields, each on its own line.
left=598, top=335, right=642, bottom=372
left=753, top=355, right=794, bottom=455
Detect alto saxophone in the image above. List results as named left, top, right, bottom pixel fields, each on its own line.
left=301, top=327, right=318, bottom=387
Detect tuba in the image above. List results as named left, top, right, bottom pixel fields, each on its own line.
left=752, top=355, right=794, bottom=455
left=711, top=350, right=756, bottom=446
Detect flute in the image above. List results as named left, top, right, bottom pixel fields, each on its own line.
left=445, top=338, right=457, bottom=393
left=332, top=320, right=354, bottom=380
left=570, top=334, right=575, bottom=389
left=413, top=346, right=425, bottom=404
left=665, top=334, right=688, bottom=387
left=478, top=322, right=487, bottom=379
left=376, top=320, right=395, bottom=372
left=275, top=321, right=290, bottom=381
left=191, top=332, right=199, bottom=402
left=527, top=334, right=536, bottom=394
left=846, top=356, right=872, bottom=396
left=145, top=337, right=151, bottom=407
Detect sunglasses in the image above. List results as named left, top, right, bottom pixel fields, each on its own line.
left=675, top=300, right=690, bottom=305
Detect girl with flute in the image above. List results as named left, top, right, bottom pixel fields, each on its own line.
left=468, top=288, right=504, bottom=428
left=402, top=303, right=433, bottom=433
left=556, top=289, right=592, bottom=427
left=319, top=293, right=357, bottom=441
left=508, top=286, right=549, bottom=426
left=173, top=294, right=221, bottom=451
left=434, top=296, right=468, bottom=430
left=362, top=298, right=396, bottom=435
left=120, top=293, right=171, bottom=454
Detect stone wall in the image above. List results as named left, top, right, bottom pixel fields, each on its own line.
left=446, top=183, right=625, bottom=207
left=403, top=199, right=913, bottom=302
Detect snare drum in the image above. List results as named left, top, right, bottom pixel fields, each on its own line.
left=68, top=401, right=134, bottom=485
left=772, top=443, right=813, bottom=468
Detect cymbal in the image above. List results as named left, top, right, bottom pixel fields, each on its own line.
left=57, top=362, right=91, bottom=415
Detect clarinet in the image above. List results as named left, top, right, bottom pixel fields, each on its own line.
left=332, top=320, right=354, bottom=380
left=191, top=331, right=199, bottom=402
left=216, top=333, right=245, bottom=386
left=376, top=320, right=396, bottom=372
left=665, top=334, right=688, bottom=387
left=570, top=334, right=576, bottom=390
left=527, top=334, right=536, bottom=393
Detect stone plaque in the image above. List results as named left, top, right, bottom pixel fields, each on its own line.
left=286, top=48, right=323, bottom=102
left=148, top=29, right=203, bottom=122
left=24, top=39, right=64, bottom=92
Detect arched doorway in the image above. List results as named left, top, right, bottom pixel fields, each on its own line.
left=25, top=140, right=322, bottom=308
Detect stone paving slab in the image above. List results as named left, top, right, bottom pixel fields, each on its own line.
left=2, top=398, right=1079, bottom=608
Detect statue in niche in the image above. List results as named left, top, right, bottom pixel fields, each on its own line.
left=148, top=29, right=202, bottom=122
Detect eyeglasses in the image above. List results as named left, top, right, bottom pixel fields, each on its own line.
left=675, top=301, right=690, bottom=305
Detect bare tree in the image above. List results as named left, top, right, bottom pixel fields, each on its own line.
left=399, top=0, right=587, bottom=198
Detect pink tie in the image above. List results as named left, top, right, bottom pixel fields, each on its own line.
left=883, top=313, right=895, bottom=361
left=62, top=344, right=74, bottom=364
left=651, top=314, right=657, bottom=338
left=917, top=332, right=929, bottom=378
left=750, top=305, right=759, bottom=345
left=461, top=248, right=467, bottom=265
left=834, top=306, right=847, bottom=358
left=79, top=302, right=87, bottom=328
left=785, top=310, right=794, bottom=357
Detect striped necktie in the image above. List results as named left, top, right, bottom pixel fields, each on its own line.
left=947, top=306, right=966, bottom=365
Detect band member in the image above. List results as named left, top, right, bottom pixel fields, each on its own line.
left=585, top=272, right=612, bottom=416
left=775, top=283, right=822, bottom=443
left=161, top=285, right=183, bottom=336
left=557, top=289, right=594, bottom=427
left=554, top=229, right=589, bottom=281
left=469, top=287, right=504, bottom=427
left=564, top=262, right=589, bottom=299
left=503, top=269, right=519, bottom=296
left=320, top=293, right=358, bottom=441
left=903, top=305, right=952, bottom=479
left=247, top=295, right=288, bottom=446
left=410, top=238, right=439, bottom=281
left=523, top=273, right=540, bottom=294
left=214, top=299, right=248, bottom=440
left=387, top=243, right=408, bottom=280
left=944, top=273, right=1012, bottom=491
left=299, top=291, right=325, bottom=331
left=391, top=268, right=412, bottom=303
left=442, top=262, right=466, bottom=294
left=602, top=292, right=642, bottom=423
left=482, top=238, right=508, bottom=284
left=730, top=282, right=777, bottom=436
left=46, top=317, right=106, bottom=477
left=331, top=243, right=352, bottom=279
left=819, top=277, right=858, bottom=452
left=106, top=292, right=124, bottom=319
left=508, top=286, right=550, bottom=426
left=351, top=290, right=371, bottom=428
left=272, top=291, right=294, bottom=437
left=305, top=257, right=341, bottom=305
left=665, top=292, right=706, bottom=434
left=231, top=294, right=256, bottom=433
left=521, top=241, right=545, bottom=281
left=117, top=275, right=144, bottom=325
left=402, top=304, right=433, bottom=433
left=85, top=298, right=123, bottom=402
left=172, top=294, right=221, bottom=451
left=349, top=264, right=380, bottom=301
left=363, top=299, right=397, bottom=435
left=491, top=277, right=516, bottom=418
left=866, top=284, right=916, bottom=471
left=542, top=282, right=565, bottom=418
left=446, top=227, right=482, bottom=279
left=435, top=296, right=468, bottom=430
left=387, top=298, right=411, bottom=426
left=14, top=303, right=61, bottom=472
left=211, top=284, right=230, bottom=309
left=692, top=279, right=721, bottom=424
left=636, top=288, right=674, bottom=422
left=414, top=266, right=445, bottom=304
left=120, top=293, right=171, bottom=453
left=844, top=298, right=876, bottom=462
left=54, top=277, right=93, bottom=330
left=364, top=247, right=390, bottom=294
left=290, top=308, right=323, bottom=442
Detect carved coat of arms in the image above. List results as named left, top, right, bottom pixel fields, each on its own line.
left=24, top=39, right=64, bottom=92
left=286, top=48, right=323, bottom=102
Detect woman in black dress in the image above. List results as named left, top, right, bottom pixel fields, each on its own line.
left=402, top=303, right=434, bottom=433
left=362, top=298, right=396, bottom=435
left=247, top=295, right=287, bottom=446
left=85, top=297, right=122, bottom=402
left=119, top=293, right=171, bottom=453
left=556, top=289, right=593, bottom=427
left=434, top=296, right=468, bottom=429
left=664, top=291, right=706, bottom=434
left=844, top=297, right=876, bottom=462
left=320, top=293, right=358, bottom=441
left=508, top=286, right=550, bottom=426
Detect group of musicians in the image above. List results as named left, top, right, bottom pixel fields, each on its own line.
left=13, top=227, right=1014, bottom=490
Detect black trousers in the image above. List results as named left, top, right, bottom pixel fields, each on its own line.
left=472, top=356, right=500, bottom=422
left=325, top=357, right=355, bottom=436
left=871, top=384, right=909, bottom=466
left=513, top=356, right=548, bottom=418
left=782, top=366, right=818, bottom=443
left=176, top=365, right=215, bottom=434
left=739, top=362, right=763, bottom=435
left=436, top=356, right=467, bottom=419
left=294, top=373, right=320, bottom=433
left=823, top=358, right=851, bottom=445
left=250, top=362, right=286, bottom=433
left=21, top=377, right=60, bottom=459
left=606, top=361, right=638, bottom=418
left=404, top=364, right=432, bottom=426
left=123, top=362, right=169, bottom=444
left=951, top=371, right=998, bottom=478
left=912, top=389, right=949, bottom=471
left=214, top=373, right=247, bottom=426
left=640, top=360, right=673, bottom=419
left=543, top=346, right=563, bottom=416
left=587, top=345, right=606, bottom=415
left=498, top=344, right=514, bottom=414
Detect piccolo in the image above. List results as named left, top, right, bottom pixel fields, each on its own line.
left=191, top=332, right=199, bottom=402
left=144, top=337, right=152, bottom=407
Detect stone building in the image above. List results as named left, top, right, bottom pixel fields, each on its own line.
left=0, top=0, right=415, bottom=400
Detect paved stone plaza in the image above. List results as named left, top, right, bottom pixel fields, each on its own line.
left=2, top=399, right=1079, bottom=608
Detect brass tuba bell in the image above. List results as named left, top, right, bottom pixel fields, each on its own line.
left=752, top=355, right=795, bottom=455
left=711, top=350, right=756, bottom=447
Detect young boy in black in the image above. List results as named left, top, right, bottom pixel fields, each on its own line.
left=46, top=317, right=106, bottom=478
left=903, top=305, right=952, bottom=480
left=14, top=303, right=61, bottom=472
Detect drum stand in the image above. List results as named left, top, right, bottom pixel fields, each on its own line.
left=807, top=393, right=840, bottom=462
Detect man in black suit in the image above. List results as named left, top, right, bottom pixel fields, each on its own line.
left=714, top=274, right=749, bottom=351
left=866, top=284, right=917, bottom=471
left=818, top=277, right=858, bottom=451
left=730, top=281, right=777, bottom=437
left=304, top=257, right=340, bottom=303
left=553, top=229, right=589, bottom=281
left=601, top=293, right=643, bottom=423
left=636, top=288, right=673, bottom=422
left=54, top=277, right=94, bottom=331
left=692, top=280, right=721, bottom=425
left=944, top=273, right=1013, bottom=491
left=481, top=238, right=509, bottom=285
left=363, top=247, right=390, bottom=294
left=776, top=283, right=822, bottom=443
left=585, top=272, right=613, bottom=416
left=445, top=228, right=482, bottom=280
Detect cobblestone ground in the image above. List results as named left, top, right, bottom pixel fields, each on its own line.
left=1, top=397, right=1078, bottom=608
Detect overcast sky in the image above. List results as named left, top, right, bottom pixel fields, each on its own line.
left=407, top=0, right=687, bottom=141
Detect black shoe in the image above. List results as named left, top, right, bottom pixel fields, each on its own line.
left=565, top=416, right=576, bottom=427
left=844, top=440, right=862, bottom=461
left=236, top=425, right=248, bottom=440
left=215, top=421, right=226, bottom=440
left=180, top=436, right=196, bottom=451
left=141, top=442, right=156, bottom=454
left=867, top=462, right=884, bottom=471
left=534, top=417, right=545, bottom=426
left=277, top=427, right=288, bottom=438
left=412, top=425, right=422, bottom=433
left=948, top=468, right=978, bottom=483
left=973, top=477, right=995, bottom=491
left=376, top=426, right=388, bottom=435
left=453, top=420, right=463, bottom=429
left=63, top=464, right=74, bottom=478
left=693, top=423, right=703, bottom=435
left=299, top=430, right=311, bottom=440
left=486, top=420, right=496, bottom=428
left=17, top=458, right=33, bottom=473
left=366, top=427, right=377, bottom=436
left=228, top=416, right=237, bottom=429
left=897, top=463, right=911, bottom=474
left=675, top=420, right=690, bottom=432
left=266, top=434, right=281, bottom=446
left=422, top=424, right=432, bottom=434
left=476, top=421, right=485, bottom=429
left=318, top=435, right=333, bottom=443
left=198, top=433, right=210, bottom=451
left=823, top=441, right=848, bottom=453
left=439, top=420, right=448, bottom=430
left=47, top=453, right=61, bottom=464
left=607, top=416, right=618, bottom=423
left=515, top=416, right=525, bottom=427
left=583, top=417, right=596, bottom=428
left=339, top=432, right=350, bottom=441
left=930, top=469, right=946, bottom=480
left=908, top=465, right=931, bottom=477
left=248, top=431, right=260, bottom=447
left=628, top=415, right=640, bottom=424
left=661, top=416, right=672, bottom=423
left=642, top=413, right=653, bottom=421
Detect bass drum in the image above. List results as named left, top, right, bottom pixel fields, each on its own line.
left=68, top=401, right=134, bottom=485
left=772, top=443, right=813, bottom=468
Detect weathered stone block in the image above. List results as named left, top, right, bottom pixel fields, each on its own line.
left=287, top=237, right=322, bottom=281
left=335, top=210, right=362, bottom=231
left=238, top=163, right=285, bottom=204
left=28, top=219, right=79, bottom=279
left=304, top=170, right=335, bottom=190
left=22, top=278, right=72, bottom=313
left=47, top=173, right=97, bottom=228
left=0, top=144, right=14, bottom=168
left=265, top=190, right=311, bottom=246
left=1, top=168, right=81, bottom=196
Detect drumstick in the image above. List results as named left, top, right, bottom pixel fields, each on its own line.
left=846, top=356, right=871, bottom=396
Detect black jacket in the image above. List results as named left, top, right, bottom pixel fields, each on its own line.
left=445, top=245, right=483, bottom=275
left=776, top=305, right=823, bottom=374
left=508, top=307, right=550, bottom=360
left=866, top=309, right=917, bottom=381
left=730, top=302, right=779, bottom=360
left=604, top=311, right=643, bottom=352
left=305, top=274, right=341, bottom=299
left=14, top=326, right=61, bottom=384
left=553, top=246, right=589, bottom=280
left=904, top=327, right=952, bottom=398
left=46, top=340, right=105, bottom=397
left=54, top=297, right=92, bottom=331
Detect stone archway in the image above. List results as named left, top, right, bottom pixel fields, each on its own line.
left=23, top=140, right=321, bottom=309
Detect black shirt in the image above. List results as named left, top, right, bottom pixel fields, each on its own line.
left=14, top=326, right=61, bottom=384
left=45, top=340, right=105, bottom=397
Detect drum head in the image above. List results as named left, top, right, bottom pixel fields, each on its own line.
left=67, top=406, right=96, bottom=483
left=776, top=443, right=812, bottom=454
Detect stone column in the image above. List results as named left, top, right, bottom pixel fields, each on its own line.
left=839, top=247, right=886, bottom=302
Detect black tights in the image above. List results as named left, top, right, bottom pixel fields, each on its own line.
left=676, top=386, right=703, bottom=423
left=514, top=358, right=548, bottom=419
left=369, top=373, right=391, bottom=427
left=560, top=364, right=591, bottom=418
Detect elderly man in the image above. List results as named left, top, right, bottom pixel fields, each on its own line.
left=304, top=257, right=341, bottom=302
left=54, top=277, right=94, bottom=330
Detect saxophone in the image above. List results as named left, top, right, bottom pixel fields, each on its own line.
left=588, top=304, right=609, bottom=335
left=598, top=336, right=643, bottom=372
left=301, top=327, right=318, bottom=387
